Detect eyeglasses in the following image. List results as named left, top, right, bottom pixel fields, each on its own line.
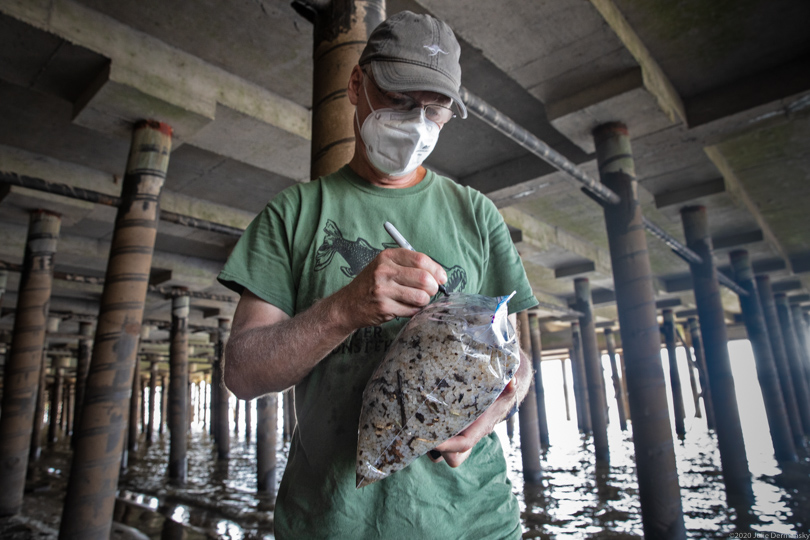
left=363, top=71, right=456, bottom=125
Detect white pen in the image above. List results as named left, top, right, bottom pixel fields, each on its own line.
left=384, top=221, right=449, bottom=296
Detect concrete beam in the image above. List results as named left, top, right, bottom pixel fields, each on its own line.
left=772, top=280, right=802, bottom=294
left=654, top=177, right=725, bottom=209
left=555, top=261, right=596, bottom=279
left=547, top=67, right=674, bottom=154
left=712, top=229, right=764, bottom=250
left=655, top=298, right=682, bottom=309
left=0, top=0, right=311, bottom=180
left=588, top=0, right=686, bottom=125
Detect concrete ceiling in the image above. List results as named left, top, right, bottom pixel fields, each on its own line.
left=1, top=0, right=809, bottom=355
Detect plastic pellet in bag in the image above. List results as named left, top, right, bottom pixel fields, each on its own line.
left=356, top=292, right=519, bottom=488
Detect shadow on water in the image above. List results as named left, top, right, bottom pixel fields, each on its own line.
left=105, top=342, right=810, bottom=538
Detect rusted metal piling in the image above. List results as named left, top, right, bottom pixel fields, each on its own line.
left=283, top=389, right=296, bottom=442
left=730, top=251, right=796, bottom=462
left=169, top=291, right=190, bottom=484
left=160, top=375, right=167, bottom=435
left=605, top=328, right=627, bottom=431
left=681, top=205, right=752, bottom=505
left=147, top=356, right=159, bottom=443
left=60, top=120, right=172, bottom=540
left=677, top=328, right=702, bottom=419
left=561, top=359, right=571, bottom=421
left=756, top=277, right=804, bottom=446
left=595, top=122, right=685, bottom=538
left=529, top=313, right=550, bottom=448
left=71, top=321, right=93, bottom=447
left=0, top=210, right=60, bottom=516
left=518, top=311, right=543, bottom=483
left=663, top=310, right=686, bottom=439
left=129, top=365, right=141, bottom=453
left=215, top=318, right=231, bottom=459
left=570, top=322, right=591, bottom=434
left=244, top=399, right=252, bottom=441
left=774, top=293, right=810, bottom=435
left=574, top=278, right=609, bottom=461
left=307, top=0, right=385, bottom=178
left=234, top=399, right=241, bottom=434
left=256, top=393, right=278, bottom=492
left=688, top=318, right=716, bottom=430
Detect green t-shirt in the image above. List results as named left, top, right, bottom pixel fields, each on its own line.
left=218, top=165, right=538, bottom=539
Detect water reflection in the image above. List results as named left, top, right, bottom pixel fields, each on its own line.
left=116, top=340, right=809, bottom=538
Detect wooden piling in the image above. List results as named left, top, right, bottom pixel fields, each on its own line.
left=663, top=310, right=686, bottom=439
left=0, top=210, right=60, bottom=516
left=596, top=122, right=685, bottom=537
left=60, top=120, right=172, bottom=540
left=682, top=205, right=752, bottom=505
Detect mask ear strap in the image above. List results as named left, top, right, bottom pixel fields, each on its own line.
left=356, top=71, right=376, bottom=133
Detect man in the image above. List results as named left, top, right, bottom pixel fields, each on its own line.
left=218, top=10, right=538, bottom=539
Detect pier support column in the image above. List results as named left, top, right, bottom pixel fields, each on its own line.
left=775, top=293, right=810, bottom=434
left=663, top=310, right=686, bottom=439
left=30, top=348, right=50, bottom=462
left=574, top=278, right=609, bottom=461
left=561, top=359, right=571, bottom=422
left=528, top=313, right=550, bottom=449
left=169, top=291, right=190, bottom=484
left=570, top=322, right=591, bottom=434
left=129, top=365, right=140, bottom=453
left=214, top=318, right=231, bottom=459
left=60, top=120, right=172, bottom=540
left=48, top=366, right=64, bottom=445
left=244, top=399, right=252, bottom=441
left=756, top=276, right=805, bottom=448
left=595, top=122, right=685, bottom=537
left=283, top=389, right=296, bottom=442
left=790, top=304, right=810, bottom=392
left=605, top=328, right=627, bottom=431
left=309, top=0, right=385, bottom=178
left=681, top=205, right=752, bottom=505
left=517, top=311, right=542, bottom=484
left=688, top=318, right=716, bottom=430
left=256, top=393, right=278, bottom=492
left=730, top=251, right=796, bottom=462
left=0, top=210, right=60, bottom=516
left=147, top=356, right=159, bottom=444
left=71, top=321, right=93, bottom=448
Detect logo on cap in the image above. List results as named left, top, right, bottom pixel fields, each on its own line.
left=423, top=44, right=449, bottom=57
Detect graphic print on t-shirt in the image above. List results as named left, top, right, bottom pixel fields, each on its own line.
left=314, top=219, right=467, bottom=293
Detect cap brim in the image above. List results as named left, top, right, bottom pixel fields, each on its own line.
left=371, top=60, right=468, bottom=119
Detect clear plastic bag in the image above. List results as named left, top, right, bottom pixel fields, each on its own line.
left=356, top=292, right=519, bottom=488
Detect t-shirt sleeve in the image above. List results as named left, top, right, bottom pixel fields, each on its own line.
left=475, top=192, right=538, bottom=315
left=217, top=190, right=299, bottom=317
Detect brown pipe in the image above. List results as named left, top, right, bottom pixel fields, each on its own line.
left=0, top=210, right=61, bottom=516
left=60, top=120, right=172, bottom=540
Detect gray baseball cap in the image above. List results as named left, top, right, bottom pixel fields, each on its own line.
left=359, top=11, right=468, bottom=119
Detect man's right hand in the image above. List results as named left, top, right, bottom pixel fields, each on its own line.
left=334, top=248, right=448, bottom=329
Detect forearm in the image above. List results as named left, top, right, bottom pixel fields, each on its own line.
left=225, top=294, right=354, bottom=399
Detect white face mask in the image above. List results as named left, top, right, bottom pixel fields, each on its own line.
left=357, top=79, right=441, bottom=176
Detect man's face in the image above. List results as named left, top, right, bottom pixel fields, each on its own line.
left=362, top=69, right=455, bottom=128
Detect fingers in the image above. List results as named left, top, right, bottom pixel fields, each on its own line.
left=385, top=249, right=447, bottom=289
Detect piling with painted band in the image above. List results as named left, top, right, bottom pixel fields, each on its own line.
left=570, top=322, right=591, bottom=434
left=663, top=310, right=686, bottom=439
left=756, top=276, right=805, bottom=447
left=605, top=328, right=627, bottom=431
left=681, top=205, right=752, bottom=505
left=528, top=313, right=550, bottom=449
left=0, top=210, right=60, bottom=516
left=147, top=356, right=159, bottom=444
left=574, top=278, right=609, bottom=461
left=169, top=291, right=190, bottom=484
left=730, top=251, right=796, bottom=462
left=309, top=0, right=385, bottom=178
left=71, top=321, right=93, bottom=448
left=595, top=122, right=685, bottom=538
left=518, top=310, right=543, bottom=484
left=688, top=318, right=716, bottom=430
left=60, top=120, right=172, bottom=540
left=774, top=293, right=810, bottom=435
left=256, top=393, right=278, bottom=492
left=215, top=318, right=231, bottom=460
